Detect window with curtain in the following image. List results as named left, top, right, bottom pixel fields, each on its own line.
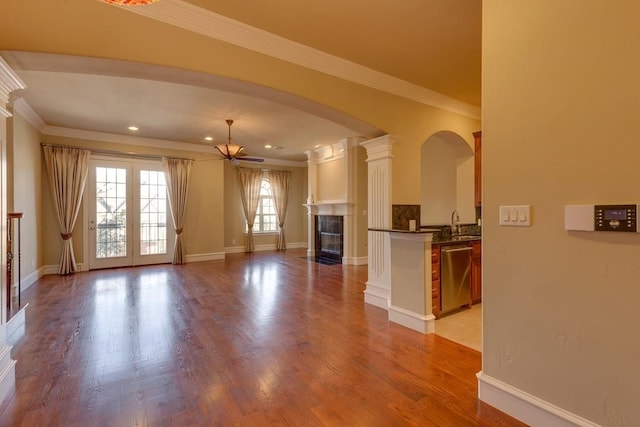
left=246, top=178, right=277, bottom=233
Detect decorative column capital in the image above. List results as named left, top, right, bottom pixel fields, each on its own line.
left=0, top=57, right=26, bottom=118
left=360, top=134, right=398, bottom=162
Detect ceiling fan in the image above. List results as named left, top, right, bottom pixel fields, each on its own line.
left=214, top=119, right=264, bottom=163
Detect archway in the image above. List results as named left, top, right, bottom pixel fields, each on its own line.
left=420, top=131, right=474, bottom=226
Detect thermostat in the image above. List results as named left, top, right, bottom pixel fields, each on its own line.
left=565, top=204, right=638, bottom=232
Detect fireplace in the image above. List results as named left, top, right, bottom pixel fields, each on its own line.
left=315, top=215, right=344, bottom=263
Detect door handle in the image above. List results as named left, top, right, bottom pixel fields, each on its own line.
left=89, top=220, right=96, bottom=231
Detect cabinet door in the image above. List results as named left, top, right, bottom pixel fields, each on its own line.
left=473, top=131, right=482, bottom=207
left=431, top=245, right=441, bottom=317
left=470, top=242, right=482, bottom=303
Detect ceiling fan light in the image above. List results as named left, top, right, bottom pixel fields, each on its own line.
left=216, top=143, right=244, bottom=157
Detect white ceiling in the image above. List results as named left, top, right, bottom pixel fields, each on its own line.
left=2, top=0, right=482, bottom=163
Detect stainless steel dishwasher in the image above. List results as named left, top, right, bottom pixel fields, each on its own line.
left=440, top=244, right=472, bottom=315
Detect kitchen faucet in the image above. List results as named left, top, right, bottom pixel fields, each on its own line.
left=451, top=209, right=461, bottom=236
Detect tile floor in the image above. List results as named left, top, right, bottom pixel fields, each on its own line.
left=434, top=304, right=482, bottom=352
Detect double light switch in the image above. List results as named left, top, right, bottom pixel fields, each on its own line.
left=499, top=205, right=531, bottom=226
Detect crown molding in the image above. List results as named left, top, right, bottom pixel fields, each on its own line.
left=43, top=126, right=212, bottom=153
left=42, top=125, right=307, bottom=167
left=121, top=0, right=480, bottom=119
left=0, top=56, right=26, bottom=116
left=12, top=98, right=46, bottom=131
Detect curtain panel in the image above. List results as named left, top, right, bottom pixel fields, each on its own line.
left=269, top=170, right=291, bottom=250
left=236, top=167, right=263, bottom=252
left=162, top=157, right=193, bottom=264
left=43, top=146, right=91, bottom=275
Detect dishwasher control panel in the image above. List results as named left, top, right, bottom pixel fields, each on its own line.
left=565, top=204, right=639, bottom=232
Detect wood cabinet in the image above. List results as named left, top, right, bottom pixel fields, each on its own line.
left=431, top=244, right=441, bottom=318
left=473, top=131, right=482, bottom=207
left=470, top=241, right=482, bottom=304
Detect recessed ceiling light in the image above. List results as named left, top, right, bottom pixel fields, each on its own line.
left=128, top=126, right=139, bottom=131
left=205, top=136, right=213, bottom=141
left=264, top=144, right=273, bottom=149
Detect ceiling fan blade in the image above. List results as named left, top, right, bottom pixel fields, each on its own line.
left=237, top=157, right=264, bottom=162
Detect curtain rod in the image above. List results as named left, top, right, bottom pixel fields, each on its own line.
left=40, top=143, right=195, bottom=161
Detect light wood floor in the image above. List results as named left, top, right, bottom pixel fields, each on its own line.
left=1, top=249, right=525, bottom=426
left=435, top=304, right=482, bottom=352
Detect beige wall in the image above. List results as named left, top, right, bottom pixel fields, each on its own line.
left=316, top=159, right=345, bottom=202
left=8, top=112, right=42, bottom=284
left=0, top=0, right=480, bottom=207
left=39, top=134, right=226, bottom=266
left=223, top=161, right=307, bottom=250
left=483, top=1, right=639, bottom=424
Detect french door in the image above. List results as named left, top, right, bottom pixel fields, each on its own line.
left=87, top=157, right=174, bottom=270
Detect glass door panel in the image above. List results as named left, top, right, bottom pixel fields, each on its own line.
left=140, top=170, right=166, bottom=255
left=95, top=166, right=128, bottom=259
left=88, top=158, right=174, bottom=270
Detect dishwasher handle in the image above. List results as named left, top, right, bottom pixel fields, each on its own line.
left=442, top=246, right=472, bottom=253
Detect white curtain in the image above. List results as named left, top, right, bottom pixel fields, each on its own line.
left=269, top=170, right=291, bottom=250
left=236, top=167, right=263, bottom=252
left=162, top=157, right=193, bottom=265
left=43, top=146, right=90, bottom=275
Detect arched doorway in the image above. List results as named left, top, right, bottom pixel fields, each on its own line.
left=421, top=130, right=481, bottom=351
left=420, top=131, right=475, bottom=226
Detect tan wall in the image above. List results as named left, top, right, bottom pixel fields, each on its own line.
left=8, top=112, right=42, bottom=282
left=483, top=1, right=639, bottom=424
left=316, top=159, right=345, bottom=202
left=223, top=161, right=308, bottom=250
left=40, top=134, right=225, bottom=266
left=0, top=0, right=480, bottom=207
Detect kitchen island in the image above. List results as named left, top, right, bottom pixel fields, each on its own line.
left=368, top=228, right=439, bottom=333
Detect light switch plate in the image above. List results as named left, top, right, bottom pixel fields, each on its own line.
left=500, top=205, right=531, bottom=226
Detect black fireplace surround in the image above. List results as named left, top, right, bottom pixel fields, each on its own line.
left=315, top=215, right=343, bottom=264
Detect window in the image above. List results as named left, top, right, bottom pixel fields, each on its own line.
left=248, top=179, right=277, bottom=233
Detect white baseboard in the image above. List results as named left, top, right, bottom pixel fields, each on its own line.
left=0, top=324, right=15, bottom=414
left=388, top=304, right=435, bottom=334
left=477, top=372, right=599, bottom=427
left=6, top=304, right=28, bottom=343
left=285, top=242, right=307, bottom=250
left=185, top=252, right=226, bottom=263
left=225, top=242, right=307, bottom=254
left=343, top=256, right=368, bottom=265
left=364, top=285, right=389, bottom=310
left=41, top=265, right=59, bottom=276
left=41, top=263, right=85, bottom=276
left=20, top=268, right=42, bottom=291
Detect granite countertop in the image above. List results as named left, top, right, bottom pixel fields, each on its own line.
left=432, top=234, right=481, bottom=244
left=367, top=227, right=482, bottom=242
left=368, top=227, right=441, bottom=234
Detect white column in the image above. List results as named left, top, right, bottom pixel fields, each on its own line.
left=343, top=136, right=367, bottom=265
left=360, top=135, right=397, bottom=309
left=304, top=150, right=318, bottom=258
left=0, top=57, right=26, bottom=409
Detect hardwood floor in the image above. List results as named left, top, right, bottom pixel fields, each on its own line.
left=0, top=249, right=525, bottom=426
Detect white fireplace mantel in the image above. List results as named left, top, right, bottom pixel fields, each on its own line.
left=304, top=201, right=354, bottom=216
